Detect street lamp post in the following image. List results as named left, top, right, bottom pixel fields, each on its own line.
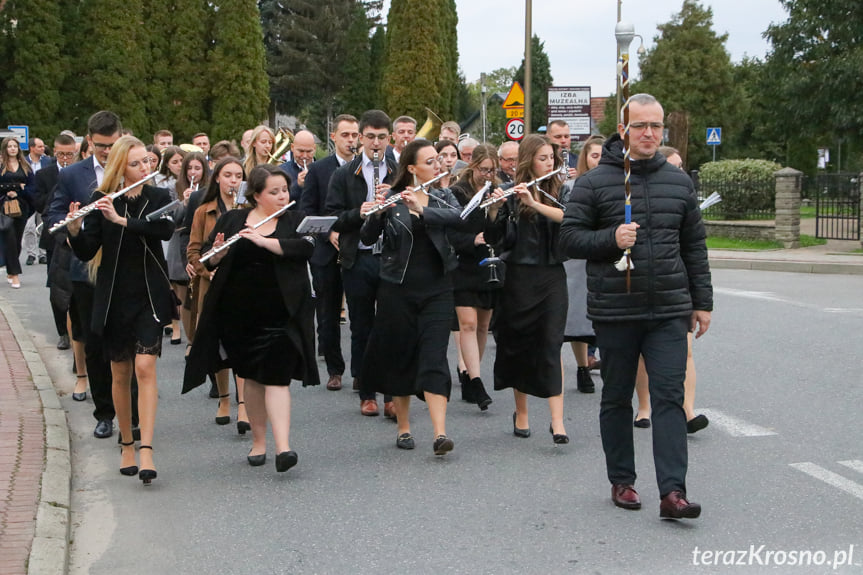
left=615, top=21, right=636, bottom=291
left=524, top=0, right=532, bottom=135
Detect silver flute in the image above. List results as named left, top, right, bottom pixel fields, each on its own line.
left=478, top=166, right=567, bottom=209
left=49, top=171, right=159, bottom=234
left=363, top=171, right=450, bottom=216
left=199, top=201, right=296, bottom=263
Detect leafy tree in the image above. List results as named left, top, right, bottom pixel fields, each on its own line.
left=636, top=0, right=739, bottom=168
left=382, top=0, right=453, bottom=120
left=515, top=34, right=553, bottom=132
left=0, top=0, right=66, bottom=137
left=465, top=67, right=517, bottom=145
left=765, top=0, right=863, bottom=172
left=209, top=0, right=269, bottom=141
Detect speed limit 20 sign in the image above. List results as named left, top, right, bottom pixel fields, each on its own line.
left=505, top=118, right=525, bottom=141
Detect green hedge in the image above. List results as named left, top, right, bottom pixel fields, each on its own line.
left=699, top=159, right=782, bottom=219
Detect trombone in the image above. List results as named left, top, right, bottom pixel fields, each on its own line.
left=268, top=127, right=294, bottom=165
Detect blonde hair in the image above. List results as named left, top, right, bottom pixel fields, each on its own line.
left=90, top=135, right=146, bottom=283
left=243, top=126, right=275, bottom=175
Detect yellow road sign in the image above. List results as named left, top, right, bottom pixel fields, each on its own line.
left=506, top=108, right=524, bottom=118
left=502, top=82, right=525, bottom=109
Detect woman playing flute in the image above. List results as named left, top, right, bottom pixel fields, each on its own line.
left=66, top=135, right=176, bottom=485
left=184, top=164, right=319, bottom=473
left=484, top=134, right=570, bottom=445
left=359, top=139, right=465, bottom=455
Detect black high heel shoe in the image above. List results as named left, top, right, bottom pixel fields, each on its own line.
left=138, top=445, right=157, bottom=485
left=72, top=374, right=88, bottom=401
left=459, top=369, right=474, bottom=402
left=512, top=412, right=530, bottom=438
left=471, top=377, right=492, bottom=411
left=549, top=424, right=569, bottom=445
left=275, top=451, right=298, bottom=473
left=119, top=441, right=138, bottom=476
left=215, top=394, right=230, bottom=425
left=237, top=401, right=250, bottom=435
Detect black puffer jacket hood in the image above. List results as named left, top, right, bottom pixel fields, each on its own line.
left=558, top=134, right=713, bottom=321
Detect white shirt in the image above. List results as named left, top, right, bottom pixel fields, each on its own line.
left=93, top=155, right=106, bottom=187
left=361, top=151, right=387, bottom=203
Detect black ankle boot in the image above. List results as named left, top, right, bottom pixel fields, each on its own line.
left=459, top=370, right=475, bottom=402
left=471, top=377, right=492, bottom=411
left=577, top=366, right=596, bottom=394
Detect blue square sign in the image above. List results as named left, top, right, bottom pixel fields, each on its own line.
left=706, top=127, right=721, bottom=146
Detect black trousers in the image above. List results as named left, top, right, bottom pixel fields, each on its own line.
left=594, top=317, right=689, bottom=497
left=71, top=281, right=139, bottom=425
left=1, top=216, right=26, bottom=276
left=310, top=259, right=345, bottom=377
left=341, top=252, right=388, bottom=402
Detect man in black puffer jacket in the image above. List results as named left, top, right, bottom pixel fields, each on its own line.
left=559, top=93, right=712, bottom=520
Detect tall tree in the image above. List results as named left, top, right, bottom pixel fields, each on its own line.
left=636, top=0, right=739, bottom=167
left=208, top=0, right=269, bottom=141
left=368, top=24, right=386, bottom=107
left=72, top=0, right=150, bottom=135
left=0, top=0, right=66, bottom=137
left=382, top=0, right=454, bottom=120
left=515, top=34, right=553, bottom=132
left=335, top=2, right=374, bottom=118
left=765, top=0, right=863, bottom=171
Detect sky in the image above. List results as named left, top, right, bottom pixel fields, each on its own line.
left=380, top=0, right=789, bottom=96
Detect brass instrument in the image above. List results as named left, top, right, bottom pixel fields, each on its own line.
left=268, top=127, right=294, bottom=165
left=417, top=108, right=443, bottom=141
left=199, top=201, right=296, bottom=263
left=363, top=172, right=450, bottom=216
left=50, top=171, right=159, bottom=234
left=478, top=166, right=567, bottom=209
left=479, top=246, right=501, bottom=284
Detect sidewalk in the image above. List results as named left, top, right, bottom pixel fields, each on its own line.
left=709, top=239, right=863, bottom=275
left=0, top=298, right=70, bottom=575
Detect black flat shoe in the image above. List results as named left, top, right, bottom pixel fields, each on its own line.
left=247, top=450, right=266, bottom=466
left=687, top=414, right=709, bottom=434
left=576, top=366, right=596, bottom=393
left=119, top=441, right=138, bottom=476
left=549, top=424, right=569, bottom=444
left=633, top=418, right=651, bottom=429
left=215, top=394, right=230, bottom=425
left=275, top=451, right=298, bottom=472
left=138, top=445, right=157, bottom=485
left=396, top=433, right=415, bottom=450
left=72, top=392, right=87, bottom=401
left=170, top=337, right=181, bottom=345
left=512, top=412, right=530, bottom=438
left=433, top=435, right=454, bottom=455
left=237, top=401, right=251, bottom=435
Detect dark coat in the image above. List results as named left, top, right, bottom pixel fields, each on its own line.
left=324, top=153, right=397, bottom=270
left=182, top=208, right=320, bottom=392
left=558, top=134, right=713, bottom=322
left=359, top=187, right=462, bottom=285
left=45, top=157, right=99, bottom=283
left=68, top=185, right=176, bottom=334
left=34, top=161, right=60, bottom=250
left=300, top=154, right=342, bottom=266
left=449, top=180, right=500, bottom=292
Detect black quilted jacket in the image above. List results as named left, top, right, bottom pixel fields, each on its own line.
left=558, top=134, right=713, bottom=321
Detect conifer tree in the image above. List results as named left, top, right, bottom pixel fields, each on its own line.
left=0, top=0, right=67, bottom=137
left=73, top=0, right=151, bottom=135
left=335, top=2, right=374, bottom=118
left=368, top=25, right=387, bottom=108
left=208, top=0, right=269, bottom=141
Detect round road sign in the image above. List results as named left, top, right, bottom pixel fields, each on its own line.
left=505, top=118, right=525, bottom=141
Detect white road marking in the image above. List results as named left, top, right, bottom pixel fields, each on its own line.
left=790, top=462, right=863, bottom=502
left=697, top=408, right=778, bottom=437
left=716, top=287, right=863, bottom=316
left=838, top=460, right=863, bottom=475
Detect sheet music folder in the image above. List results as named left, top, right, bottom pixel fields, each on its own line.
left=296, top=216, right=337, bottom=234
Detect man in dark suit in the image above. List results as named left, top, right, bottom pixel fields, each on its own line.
left=33, top=133, right=78, bottom=350
left=300, top=114, right=358, bottom=392
left=279, top=130, right=316, bottom=205
left=326, top=109, right=397, bottom=417
left=45, top=110, right=138, bottom=440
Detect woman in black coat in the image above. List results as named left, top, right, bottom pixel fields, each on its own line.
left=0, top=137, right=34, bottom=288
left=67, top=135, right=175, bottom=485
left=184, top=164, right=319, bottom=474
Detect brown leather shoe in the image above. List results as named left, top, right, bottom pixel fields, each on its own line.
left=383, top=401, right=396, bottom=420
left=326, top=374, right=342, bottom=391
left=660, top=490, right=701, bottom=519
left=360, top=399, right=379, bottom=416
left=611, top=484, right=642, bottom=510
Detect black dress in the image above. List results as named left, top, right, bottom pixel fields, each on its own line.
left=450, top=181, right=501, bottom=309
left=217, top=234, right=302, bottom=386
left=362, top=215, right=454, bottom=399
left=485, top=197, right=567, bottom=398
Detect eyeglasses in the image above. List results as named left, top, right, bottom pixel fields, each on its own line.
left=476, top=167, right=496, bottom=176
left=499, top=157, right=517, bottom=163
left=92, top=142, right=115, bottom=151
left=55, top=152, right=76, bottom=159
left=630, top=122, right=664, bottom=131
left=363, top=133, right=389, bottom=142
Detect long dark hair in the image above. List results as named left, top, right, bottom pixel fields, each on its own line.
left=514, top=134, right=562, bottom=218
left=177, top=152, right=211, bottom=196
left=201, top=156, right=243, bottom=205
left=390, top=138, right=435, bottom=192
left=457, top=143, right=500, bottom=194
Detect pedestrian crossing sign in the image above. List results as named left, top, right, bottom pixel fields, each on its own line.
left=706, top=127, right=721, bottom=146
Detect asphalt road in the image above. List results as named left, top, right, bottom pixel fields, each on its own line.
left=5, top=264, right=863, bottom=574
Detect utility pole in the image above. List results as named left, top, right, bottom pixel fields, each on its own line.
left=524, top=0, right=532, bottom=135
left=481, top=72, right=487, bottom=143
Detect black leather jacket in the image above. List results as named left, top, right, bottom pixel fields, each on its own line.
left=359, top=187, right=463, bottom=284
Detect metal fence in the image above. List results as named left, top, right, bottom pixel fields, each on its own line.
left=692, top=173, right=776, bottom=221
left=805, top=173, right=860, bottom=240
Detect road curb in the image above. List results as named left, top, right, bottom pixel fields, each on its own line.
left=709, top=257, right=863, bottom=275
left=0, top=296, right=71, bottom=575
